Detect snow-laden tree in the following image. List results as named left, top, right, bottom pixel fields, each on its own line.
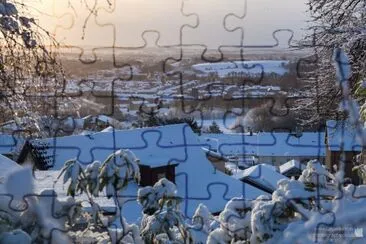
left=249, top=160, right=338, bottom=243
left=138, top=178, right=192, bottom=243
left=57, top=149, right=142, bottom=243
left=296, top=0, right=366, bottom=125
left=0, top=166, right=78, bottom=243
left=204, top=157, right=366, bottom=243
left=207, top=197, right=253, bottom=243
left=137, top=178, right=222, bottom=243
left=207, top=121, right=223, bottom=134
left=0, top=0, right=68, bottom=136
left=190, top=203, right=219, bottom=243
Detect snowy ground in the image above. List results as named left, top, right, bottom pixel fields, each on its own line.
left=192, top=60, right=289, bottom=78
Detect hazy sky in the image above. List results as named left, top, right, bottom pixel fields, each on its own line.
left=33, top=0, right=309, bottom=49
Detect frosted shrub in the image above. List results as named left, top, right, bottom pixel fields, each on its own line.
left=207, top=197, right=253, bottom=243
left=0, top=167, right=73, bottom=243
left=58, top=149, right=142, bottom=243
left=138, top=178, right=191, bottom=243
left=298, top=160, right=334, bottom=188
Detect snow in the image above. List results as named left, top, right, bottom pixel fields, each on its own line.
left=0, top=134, right=23, bottom=156
left=233, top=164, right=287, bottom=192
left=25, top=124, right=267, bottom=221
left=0, top=154, right=21, bottom=173
left=203, top=132, right=326, bottom=157
left=326, top=120, right=363, bottom=151
left=279, top=159, right=306, bottom=175
left=333, top=48, right=351, bottom=86
left=0, top=229, right=31, bottom=244
left=101, top=126, right=115, bottom=132
left=5, top=166, right=33, bottom=201
left=0, top=155, right=24, bottom=217
left=201, top=147, right=227, bottom=161
left=0, top=154, right=21, bottom=192
left=192, top=60, right=289, bottom=78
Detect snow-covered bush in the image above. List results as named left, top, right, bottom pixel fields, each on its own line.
left=206, top=157, right=366, bottom=243
left=208, top=197, right=253, bottom=243
left=57, top=149, right=142, bottom=243
left=0, top=166, right=75, bottom=243
left=298, top=159, right=335, bottom=188
left=187, top=204, right=219, bottom=243
left=138, top=178, right=192, bottom=243
left=138, top=178, right=178, bottom=215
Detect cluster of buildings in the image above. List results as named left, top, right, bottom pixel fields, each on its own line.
left=0, top=118, right=364, bottom=220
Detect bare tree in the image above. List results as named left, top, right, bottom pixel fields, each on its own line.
left=0, top=0, right=67, bottom=136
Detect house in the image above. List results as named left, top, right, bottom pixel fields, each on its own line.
left=325, top=120, right=363, bottom=184
left=202, top=131, right=326, bottom=166
left=279, top=159, right=306, bottom=179
left=83, top=115, right=120, bottom=131
left=41, top=116, right=85, bottom=136
left=233, top=164, right=288, bottom=193
left=136, top=153, right=179, bottom=187
left=17, top=124, right=267, bottom=220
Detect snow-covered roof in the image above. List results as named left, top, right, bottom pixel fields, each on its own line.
left=198, top=136, right=219, bottom=151
left=61, top=117, right=85, bottom=129
left=279, top=159, right=306, bottom=175
left=83, top=115, right=119, bottom=124
left=233, top=164, right=287, bottom=192
left=202, top=132, right=326, bottom=157
left=0, top=154, right=21, bottom=194
left=0, top=154, right=21, bottom=176
left=0, top=134, right=23, bottom=155
left=326, top=120, right=363, bottom=151
left=100, top=126, right=115, bottom=132
left=201, top=147, right=228, bottom=161
left=26, top=124, right=266, bottom=218
left=96, top=115, right=118, bottom=123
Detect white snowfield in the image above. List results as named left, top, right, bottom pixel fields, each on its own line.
left=192, top=60, right=289, bottom=77
left=26, top=124, right=267, bottom=222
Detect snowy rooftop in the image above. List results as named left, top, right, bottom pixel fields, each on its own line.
left=26, top=124, right=267, bottom=219
left=0, top=134, right=23, bottom=155
left=233, top=164, right=288, bottom=192
left=202, top=132, right=326, bottom=157
left=279, top=159, right=306, bottom=175
left=0, top=154, right=21, bottom=177
left=326, top=120, right=363, bottom=151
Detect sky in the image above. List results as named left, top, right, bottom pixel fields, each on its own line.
left=32, top=0, right=309, bottom=49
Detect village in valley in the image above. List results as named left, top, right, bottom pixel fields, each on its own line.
left=0, top=46, right=365, bottom=242
left=0, top=0, right=366, bottom=243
